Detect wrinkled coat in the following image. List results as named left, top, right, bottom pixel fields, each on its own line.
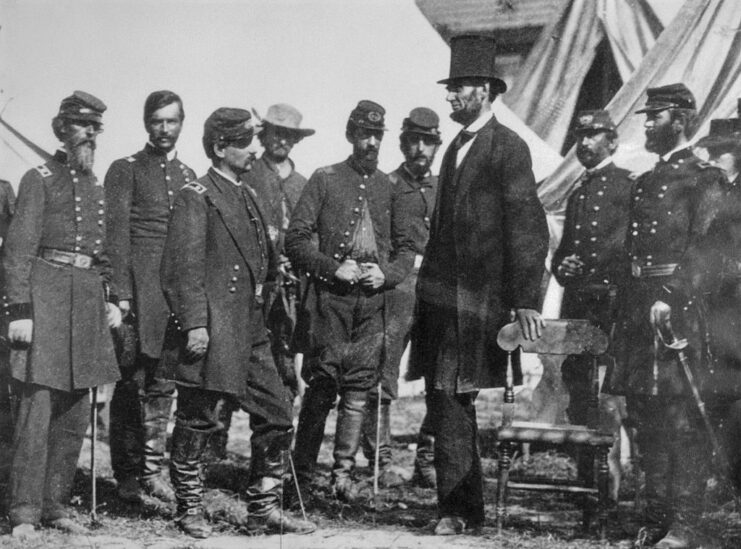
left=409, top=115, right=548, bottom=391
left=160, top=168, right=274, bottom=396
left=105, top=144, right=197, bottom=358
left=3, top=151, right=119, bottom=391
left=285, top=157, right=415, bottom=358
left=609, top=149, right=727, bottom=396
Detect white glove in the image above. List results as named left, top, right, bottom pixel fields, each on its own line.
left=8, top=319, right=33, bottom=344
left=106, top=303, right=122, bottom=329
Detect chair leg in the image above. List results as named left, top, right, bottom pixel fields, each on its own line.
left=496, top=441, right=513, bottom=534
left=597, top=445, right=610, bottom=541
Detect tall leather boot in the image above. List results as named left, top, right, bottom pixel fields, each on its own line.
left=203, top=400, right=234, bottom=463
left=413, top=412, right=436, bottom=488
left=362, top=398, right=402, bottom=487
left=169, top=423, right=212, bottom=538
left=109, top=379, right=143, bottom=502
left=140, top=393, right=175, bottom=502
left=293, top=384, right=334, bottom=484
left=246, top=430, right=316, bottom=534
left=332, top=395, right=367, bottom=503
left=638, top=432, right=673, bottom=544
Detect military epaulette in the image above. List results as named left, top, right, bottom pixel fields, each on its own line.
left=126, top=156, right=136, bottom=163
left=317, top=166, right=335, bottom=175
left=183, top=181, right=207, bottom=194
left=34, top=164, right=53, bottom=178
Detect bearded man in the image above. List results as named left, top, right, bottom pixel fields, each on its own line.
left=609, top=84, right=727, bottom=548
left=408, top=35, right=548, bottom=535
left=4, top=91, right=121, bottom=539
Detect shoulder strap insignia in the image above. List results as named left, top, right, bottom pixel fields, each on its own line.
left=183, top=181, right=207, bottom=194
left=126, top=156, right=136, bottom=163
left=318, top=165, right=335, bottom=175
left=34, top=164, right=53, bottom=178
left=696, top=161, right=713, bottom=170
left=628, top=172, right=641, bottom=181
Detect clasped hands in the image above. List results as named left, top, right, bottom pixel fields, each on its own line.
left=334, top=259, right=385, bottom=289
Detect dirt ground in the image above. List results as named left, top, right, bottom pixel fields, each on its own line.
left=0, top=392, right=738, bottom=549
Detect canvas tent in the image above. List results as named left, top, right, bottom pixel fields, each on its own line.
left=0, top=114, right=50, bottom=186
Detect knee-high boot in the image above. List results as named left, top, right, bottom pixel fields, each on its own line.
left=169, top=423, right=212, bottom=538
left=293, top=384, right=334, bottom=482
left=141, top=393, right=175, bottom=501
left=332, top=395, right=367, bottom=502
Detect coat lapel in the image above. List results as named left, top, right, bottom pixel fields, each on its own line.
left=206, top=170, right=254, bottom=268
left=453, top=116, right=496, bottom=200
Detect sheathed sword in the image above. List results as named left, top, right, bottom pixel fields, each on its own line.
left=657, top=328, right=731, bottom=477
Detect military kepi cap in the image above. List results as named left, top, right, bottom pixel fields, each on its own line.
left=696, top=117, right=741, bottom=149
left=348, top=100, right=387, bottom=131
left=401, top=107, right=441, bottom=142
left=573, top=110, right=617, bottom=135
left=203, top=107, right=259, bottom=146
left=438, top=34, right=507, bottom=93
left=635, top=83, right=696, bottom=113
left=58, top=90, right=107, bottom=123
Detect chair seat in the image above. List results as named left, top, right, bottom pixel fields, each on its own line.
left=496, top=420, right=614, bottom=446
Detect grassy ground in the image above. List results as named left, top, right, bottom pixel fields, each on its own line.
left=0, top=392, right=738, bottom=548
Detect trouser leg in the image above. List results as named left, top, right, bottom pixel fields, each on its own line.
left=9, top=384, right=54, bottom=525
left=42, top=389, right=89, bottom=520
left=109, top=378, right=142, bottom=482
left=293, top=379, right=336, bottom=481
left=239, top=342, right=294, bottom=516
left=414, top=389, right=436, bottom=487
left=430, top=390, right=484, bottom=525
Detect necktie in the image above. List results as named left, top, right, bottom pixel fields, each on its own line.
left=453, top=130, right=476, bottom=150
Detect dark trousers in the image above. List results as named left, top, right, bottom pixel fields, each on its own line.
left=429, top=389, right=484, bottom=524
left=109, top=354, right=176, bottom=481
left=8, top=383, right=89, bottom=526
left=174, top=342, right=293, bottom=513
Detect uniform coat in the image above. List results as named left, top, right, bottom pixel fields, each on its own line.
left=160, top=168, right=274, bottom=396
left=4, top=151, right=119, bottom=391
left=610, top=148, right=726, bottom=396
left=286, top=156, right=415, bottom=367
left=383, top=165, right=437, bottom=397
left=410, top=115, right=548, bottom=392
left=105, top=144, right=196, bottom=358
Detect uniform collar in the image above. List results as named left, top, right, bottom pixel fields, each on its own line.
left=346, top=155, right=377, bottom=177
left=146, top=142, right=177, bottom=161
left=211, top=166, right=242, bottom=187
left=584, top=156, right=614, bottom=176
left=400, top=163, right=433, bottom=185
left=661, top=146, right=693, bottom=164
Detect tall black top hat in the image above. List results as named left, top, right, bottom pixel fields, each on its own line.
left=438, top=34, right=507, bottom=94
left=696, top=118, right=741, bottom=150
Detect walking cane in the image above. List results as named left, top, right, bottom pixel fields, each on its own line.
left=89, top=386, right=98, bottom=523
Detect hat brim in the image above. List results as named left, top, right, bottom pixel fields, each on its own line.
left=635, top=102, right=677, bottom=114
left=695, top=134, right=741, bottom=150
left=437, top=76, right=507, bottom=93
left=573, top=127, right=616, bottom=136
left=262, top=120, right=315, bottom=137
left=351, top=122, right=388, bottom=131
left=401, top=128, right=442, bottom=142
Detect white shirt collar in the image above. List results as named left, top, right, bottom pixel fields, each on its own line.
left=212, top=167, right=242, bottom=186
left=147, top=142, right=177, bottom=161
left=661, top=145, right=686, bottom=162
left=464, top=109, right=494, bottom=133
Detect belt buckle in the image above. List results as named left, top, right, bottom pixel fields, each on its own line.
left=255, top=283, right=263, bottom=297
left=73, top=254, right=92, bottom=269
left=631, top=262, right=642, bottom=278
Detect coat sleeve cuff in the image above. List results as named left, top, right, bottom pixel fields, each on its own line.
left=5, top=302, right=32, bottom=322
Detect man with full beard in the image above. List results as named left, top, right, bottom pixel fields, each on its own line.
left=408, top=35, right=548, bottom=535
left=552, top=110, right=631, bottom=490
left=105, top=90, right=196, bottom=503
left=609, top=84, right=727, bottom=548
left=4, top=91, right=121, bottom=539
left=286, top=100, right=415, bottom=503
left=360, top=107, right=441, bottom=488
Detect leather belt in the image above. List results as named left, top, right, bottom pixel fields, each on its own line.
left=631, top=261, right=677, bottom=278
left=40, top=248, right=94, bottom=269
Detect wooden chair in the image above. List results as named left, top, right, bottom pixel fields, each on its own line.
left=494, top=319, right=614, bottom=540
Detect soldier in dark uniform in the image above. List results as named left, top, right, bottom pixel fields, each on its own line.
left=4, top=92, right=121, bottom=539
left=105, top=90, right=197, bottom=503
left=609, top=84, right=728, bottom=549
left=160, top=108, right=316, bottom=538
left=0, top=178, right=16, bottom=499
left=286, top=100, right=415, bottom=502
left=359, top=107, right=441, bottom=489
left=552, top=110, right=631, bottom=485
left=199, top=104, right=315, bottom=461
